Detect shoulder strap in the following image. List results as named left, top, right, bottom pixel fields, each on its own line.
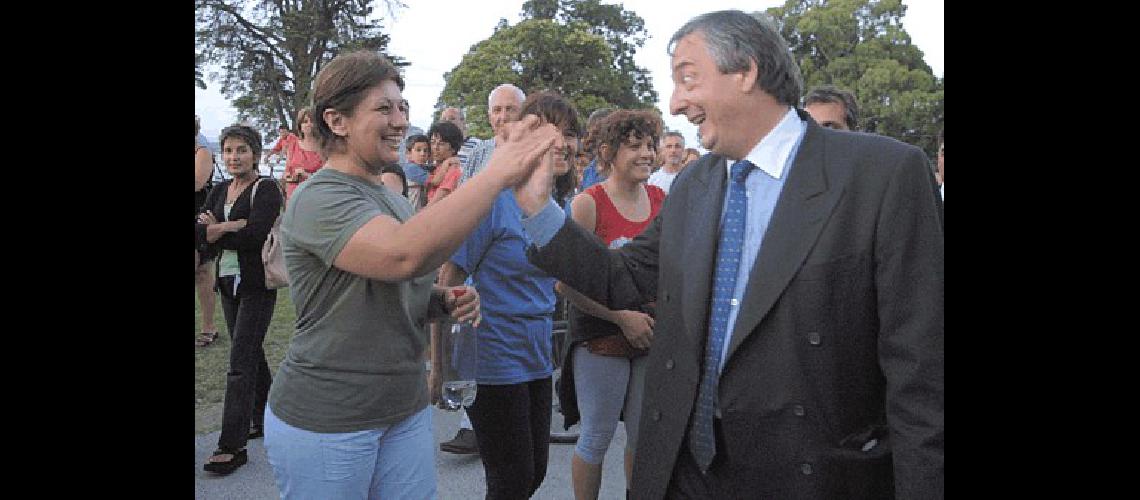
left=251, top=177, right=285, bottom=208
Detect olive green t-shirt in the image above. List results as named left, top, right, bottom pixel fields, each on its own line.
left=268, top=168, right=437, bottom=433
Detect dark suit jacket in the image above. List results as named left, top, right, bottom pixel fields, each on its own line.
left=530, top=109, right=944, bottom=499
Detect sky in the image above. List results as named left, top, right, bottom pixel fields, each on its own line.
left=196, top=0, right=943, bottom=152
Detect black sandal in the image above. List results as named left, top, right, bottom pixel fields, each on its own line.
left=203, top=448, right=247, bottom=475
left=248, top=424, right=264, bottom=440
left=195, top=332, right=219, bottom=348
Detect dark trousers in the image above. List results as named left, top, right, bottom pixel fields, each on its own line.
left=468, top=377, right=552, bottom=500
left=216, top=276, right=276, bottom=452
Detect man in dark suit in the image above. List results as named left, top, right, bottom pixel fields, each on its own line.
left=513, top=9, right=943, bottom=500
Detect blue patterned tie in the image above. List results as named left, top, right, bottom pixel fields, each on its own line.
left=689, top=159, right=755, bottom=472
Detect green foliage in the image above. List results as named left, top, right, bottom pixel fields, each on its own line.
left=195, top=0, right=407, bottom=141
left=768, top=0, right=943, bottom=159
left=439, top=0, right=657, bottom=139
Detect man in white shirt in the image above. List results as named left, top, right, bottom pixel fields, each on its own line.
left=647, top=131, right=687, bottom=193
left=460, top=84, right=526, bottom=184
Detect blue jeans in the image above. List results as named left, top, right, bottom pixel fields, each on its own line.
left=263, top=406, right=438, bottom=499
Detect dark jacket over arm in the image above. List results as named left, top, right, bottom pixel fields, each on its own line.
left=196, top=177, right=283, bottom=291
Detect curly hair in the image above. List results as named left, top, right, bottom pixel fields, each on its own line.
left=591, top=109, right=663, bottom=167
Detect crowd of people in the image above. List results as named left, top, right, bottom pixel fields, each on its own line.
left=195, top=8, right=943, bottom=499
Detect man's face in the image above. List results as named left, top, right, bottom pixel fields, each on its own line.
left=440, top=107, right=466, bottom=136
left=669, top=32, right=751, bottom=159
left=661, top=135, right=685, bottom=167
left=805, top=102, right=850, bottom=131
left=488, top=88, right=523, bottom=136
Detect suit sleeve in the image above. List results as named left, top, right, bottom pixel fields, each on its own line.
left=874, top=146, right=944, bottom=499
left=528, top=209, right=660, bottom=312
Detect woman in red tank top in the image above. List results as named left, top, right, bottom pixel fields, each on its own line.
left=282, top=107, right=324, bottom=202
left=558, top=109, right=665, bottom=499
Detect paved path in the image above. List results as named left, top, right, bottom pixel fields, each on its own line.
left=195, top=387, right=631, bottom=499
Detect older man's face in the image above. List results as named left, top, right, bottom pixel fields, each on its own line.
left=488, top=88, right=523, bottom=136
left=440, top=107, right=466, bottom=135
left=661, top=135, right=685, bottom=167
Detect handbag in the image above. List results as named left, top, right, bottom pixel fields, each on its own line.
left=251, top=178, right=289, bottom=289
left=584, top=334, right=647, bottom=359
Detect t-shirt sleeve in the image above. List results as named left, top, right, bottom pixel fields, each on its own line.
left=450, top=194, right=499, bottom=275
left=286, top=181, right=387, bottom=267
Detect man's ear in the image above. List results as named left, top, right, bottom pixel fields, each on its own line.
left=738, top=58, right=759, bottom=93
left=323, top=108, right=349, bottom=137
left=597, top=143, right=612, bottom=167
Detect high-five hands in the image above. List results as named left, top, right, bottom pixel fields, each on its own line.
left=483, top=115, right=561, bottom=210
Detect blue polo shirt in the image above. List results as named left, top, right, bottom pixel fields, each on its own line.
left=450, top=189, right=557, bottom=385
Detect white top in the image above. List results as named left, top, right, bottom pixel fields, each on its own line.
left=647, top=169, right=679, bottom=194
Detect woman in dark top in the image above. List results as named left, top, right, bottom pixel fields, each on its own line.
left=195, top=124, right=283, bottom=475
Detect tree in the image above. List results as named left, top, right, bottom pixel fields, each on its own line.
left=436, top=0, right=657, bottom=139
left=767, top=0, right=944, bottom=159
left=195, top=0, right=406, bottom=140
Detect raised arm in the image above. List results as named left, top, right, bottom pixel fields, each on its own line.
left=333, top=116, right=560, bottom=282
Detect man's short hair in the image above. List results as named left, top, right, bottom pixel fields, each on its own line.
left=669, top=10, right=803, bottom=107
left=804, top=85, right=859, bottom=130
left=663, top=130, right=685, bottom=146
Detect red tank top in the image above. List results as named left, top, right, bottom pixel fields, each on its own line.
left=584, top=183, right=666, bottom=248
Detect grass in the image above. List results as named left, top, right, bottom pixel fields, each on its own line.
left=194, top=287, right=297, bottom=434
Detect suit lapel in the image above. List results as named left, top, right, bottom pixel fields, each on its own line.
left=725, top=120, right=844, bottom=362
left=680, top=155, right=727, bottom=344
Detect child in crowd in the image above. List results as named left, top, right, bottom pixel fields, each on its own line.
left=402, top=134, right=431, bottom=210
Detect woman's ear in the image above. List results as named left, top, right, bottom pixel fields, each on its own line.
left=323, top=108, right=349, bottom=138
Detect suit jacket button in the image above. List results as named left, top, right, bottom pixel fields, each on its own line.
left=793, top=405, right=805, bottom=417
left=665, top=359, right=675, bottom=370
left=663, top=292, right=670, bottom=303
left=808, top=331, right=821, bottom=345
left=651, top=410, right=661, bottom=421
left=801, top=463, right=814, bottom=475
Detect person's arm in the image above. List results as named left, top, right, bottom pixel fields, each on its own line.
left=426, top=165, right=461, bottom=207
left=332, top=116, right=560, bottom=282
left=195, top=147, right=213, bottom=192
left=515, top=154, right=660, bottom=312
left=216, top=179, right=283, bottom=251
left=264, top=136, right=287, bottom=163
left=874, top=146, right=944, bottom=498
left=556, top=192, right=654, bottom=349
left=196, top=183, right=243, bottom=243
